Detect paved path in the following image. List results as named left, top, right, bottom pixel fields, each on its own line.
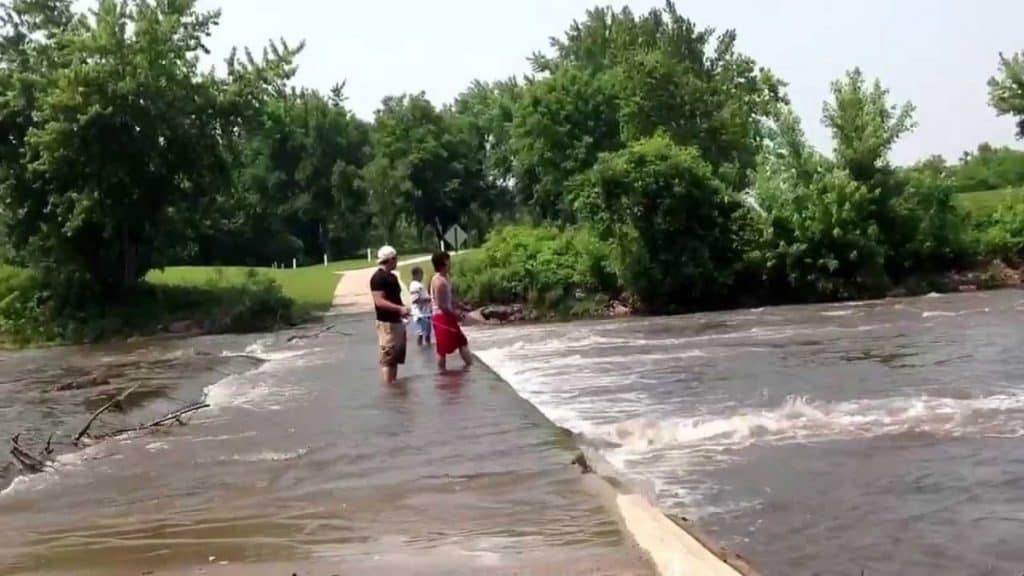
left=330, top=255, right=432, bottom=313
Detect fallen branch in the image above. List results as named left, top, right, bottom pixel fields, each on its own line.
left=10, top=393, right=211, bottom=478
left=286, top=323, right=336, bottom=343
left=107, top=401, right=209, bottom=437
left=74, top=384, right=140, bottom=445
left=10, top=434, right=49, bottom=474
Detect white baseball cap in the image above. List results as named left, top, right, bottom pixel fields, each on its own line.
left=377, top=245, right=398, bottom=263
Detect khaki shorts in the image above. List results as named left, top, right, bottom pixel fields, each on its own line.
left=376, top=321, right=407, bottom=367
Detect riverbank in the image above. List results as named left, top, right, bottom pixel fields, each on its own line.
left=462, top=259, right=1024, bottom=326
left=0, top=256, right=394, bottom=348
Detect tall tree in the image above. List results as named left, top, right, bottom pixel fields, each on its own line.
left=510, top=68, right=622, bottom=221
left=369, top=93, right=481, bottom=242
left=989, top=51, right=1024, bottom=139
left=229, top=87, right=371, bottom=263
left=511, top=1, right=782, bottom=221
left=822, top=68, right=916, bottom=273
left=0, top=0, right=299, bottom=293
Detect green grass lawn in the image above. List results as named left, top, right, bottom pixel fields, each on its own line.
left=956, top=187, right=1024, bottom=216
left=148, top=257, right=378, bottom=314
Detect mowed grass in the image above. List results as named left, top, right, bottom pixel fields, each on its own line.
left=147, top=257, right=379, bottom=314
left=956, top=187, right=1024, bottom=216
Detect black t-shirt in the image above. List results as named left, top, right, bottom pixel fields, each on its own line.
left=370, top=268, right=403, bottom=323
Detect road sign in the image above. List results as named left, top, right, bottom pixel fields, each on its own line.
left=444, top=224, right=468, bottom=251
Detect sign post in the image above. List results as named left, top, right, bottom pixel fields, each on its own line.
left=443, top=224, right=467, bottom=253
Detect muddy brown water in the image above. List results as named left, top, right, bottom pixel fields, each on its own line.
left=0, top=314, right=649, bottom=575
left=473, top=290, right=1024, bottom=575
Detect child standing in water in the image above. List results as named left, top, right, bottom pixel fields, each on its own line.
left=408, top=267, right=433, bottom=347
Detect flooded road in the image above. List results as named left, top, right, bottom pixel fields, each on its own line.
left=0, top=314, right=648, bottom=575
left=473, top=290, right=1024, bottom=575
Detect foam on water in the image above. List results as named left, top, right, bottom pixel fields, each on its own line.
left=226, top=447, right=310, bottom=462
left=594, top=393, right=1024, bottom=455
left=474, top=313, right=1024, bottom=520
left=205, top=342, right=317, bottom=411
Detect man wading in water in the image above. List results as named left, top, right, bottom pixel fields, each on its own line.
left=430, top=251, right=472, bottom=371
left=370, top=246, right=410, bottom=384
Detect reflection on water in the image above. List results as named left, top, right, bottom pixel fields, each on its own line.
left=0, top=315, right=648, bottom=575
left=473, top=290, right=1024, bottom=575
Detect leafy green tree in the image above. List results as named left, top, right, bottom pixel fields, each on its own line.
left=822, top=68, right=917, bottom=276
left=0, top=0, right=299, bottom=293
left=510, top=68, right=621, bottom=221
left=361, top=155, right=412, bottom=244
left=369, top=93, right=485, bottom=243
left=753, top=106, right=888, bottom=300
left=989, top=51, right=1024, bottom=139
left=511, top=1, right=782, bottom=221
left=823, top=68, right=915, bottom=183
left=450, top=78, right=522, bottom=230
left=574, top=135, right=743, bottom=310
left=225, top=87, right=370, bottom=264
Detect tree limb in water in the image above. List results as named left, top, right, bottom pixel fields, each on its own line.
left=286, top=323, right=336, bottom=343
left=106, top=401, right=210, bottom=437
left=74, top=384, right=140, bottom=445
left=10, top=434, right=48, bottom=474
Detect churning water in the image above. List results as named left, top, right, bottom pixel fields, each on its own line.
left=473, top=290, right=1024, bottom=575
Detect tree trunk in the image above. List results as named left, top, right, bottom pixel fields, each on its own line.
left=121, top=228, right=138, bottom=292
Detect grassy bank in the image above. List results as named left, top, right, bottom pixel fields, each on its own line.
left=0, top=256, right=399, bottom=347
left=956, top=186, right=1024, bottom=216
left=148, top=257, right=377, bottom=315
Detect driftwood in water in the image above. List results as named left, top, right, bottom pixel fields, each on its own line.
left=74, top=384, right=140, bottom=445
left=12, top=385, right=212, bottom=477
left=10, top=434, right=49, bottom=474
left=107, top=401, right=209, bottom=436
left=286, top=323, right=337, bottom=343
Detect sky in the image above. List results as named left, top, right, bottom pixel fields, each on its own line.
left=194, top=0, right=1024, bottom=165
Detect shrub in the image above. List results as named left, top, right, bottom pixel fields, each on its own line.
left=893, top=169, right=969, bottom=273
left=755, top=165, right=889, bottom=301
left=975, top=197, right=1024, bottom=262
left=456, top=225, right=617, bottom=314
left=574, top=135, right=745, bottom=311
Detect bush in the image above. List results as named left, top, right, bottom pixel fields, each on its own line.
left=574, top=135, right=745, bottom=311
left=975, top=198, right=1024, bottom=262
left=755, top=166, right=889, bottom=301
left=893, top=169, right=969, bottom=273
left=456, top=225, right=617, bottom=314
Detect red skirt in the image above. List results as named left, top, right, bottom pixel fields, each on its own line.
left=433, top=310, right=468, bottom=356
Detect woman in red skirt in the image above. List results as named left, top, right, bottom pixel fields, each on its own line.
left=430, top=251, right=472, bottom=371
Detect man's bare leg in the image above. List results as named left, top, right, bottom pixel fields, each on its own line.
left=459, top=346, right=473, bottom=367
left=382, top=365, right=398, bottom=385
